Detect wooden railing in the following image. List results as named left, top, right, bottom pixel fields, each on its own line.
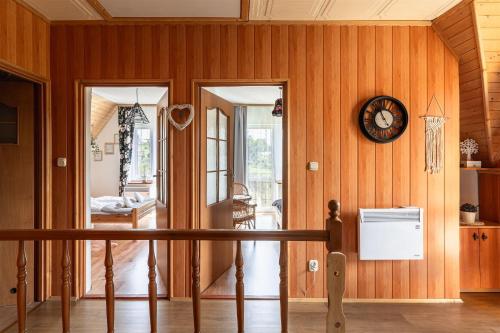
left=0, top=200, right=345, bottom=333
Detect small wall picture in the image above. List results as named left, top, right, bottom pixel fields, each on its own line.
left=114, top=133, right=119, bottom=144
left=94, top=150, right=103, bottom=161
left=104, top=143, right=114, bottom=155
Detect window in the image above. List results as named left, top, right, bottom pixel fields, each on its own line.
left=207, top=107, right=229, bottom=205
left=130, top=127, right=153, bottom=180
left=246, top=106, right=282, bottom=210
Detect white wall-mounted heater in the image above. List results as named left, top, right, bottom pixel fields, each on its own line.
left=358, top=208, right=424, bottom=260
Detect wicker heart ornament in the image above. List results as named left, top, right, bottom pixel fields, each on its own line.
left=166, top=104, right=194, bottom=131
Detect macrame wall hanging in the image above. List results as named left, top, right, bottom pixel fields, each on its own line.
left=421, top=95, right=448, bottom=174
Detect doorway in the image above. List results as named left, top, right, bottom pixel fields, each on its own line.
left=194, top=82, right=287, bottom=299
left=0, top=69, right=44, bottom=330
left=82, top=84, right=170, bottom=297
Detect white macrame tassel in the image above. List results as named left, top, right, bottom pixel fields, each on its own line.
left=424, top=116, right=446, bottom=174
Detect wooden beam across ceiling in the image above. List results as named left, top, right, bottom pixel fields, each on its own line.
left=85, top=0, right=112, bottom=21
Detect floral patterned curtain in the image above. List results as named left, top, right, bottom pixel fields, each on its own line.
left=118, top=106, right=136, bottom=196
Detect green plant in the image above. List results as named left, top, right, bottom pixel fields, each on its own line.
left=460, top=203, right=478, bottom=213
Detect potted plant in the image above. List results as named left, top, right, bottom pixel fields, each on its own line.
left=460, top=203, right=478, bottom=224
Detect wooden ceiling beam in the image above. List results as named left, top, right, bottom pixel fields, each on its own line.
left=85, top=0, right=112, bottom=21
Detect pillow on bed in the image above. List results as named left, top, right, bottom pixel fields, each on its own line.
left=134, top=192, right=145, bottom=203
left=123, top=196, right=135, bottom=208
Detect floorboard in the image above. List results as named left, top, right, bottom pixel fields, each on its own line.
left=202, top=214, right=280, bottom=298
left=4, top=294, right=500, bottom=332
left=87, top=212, right=167, bottom=296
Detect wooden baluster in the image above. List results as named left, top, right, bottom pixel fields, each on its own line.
left=148, top=240, right=158, bottom=333
left=192, top=240, right=201, bottom=333
left=17, top=241, right=27, bottom=333
left=326, top=200, right=343, bottom=252
left=326, top=252, right=346, bottom=333
left=105, top=240, right=115, bottom=333
left=235, top=240, right=244, bottom=333
left=279, top=241, right=288, bottom=333
left=61, top=240, right=71, bottom=333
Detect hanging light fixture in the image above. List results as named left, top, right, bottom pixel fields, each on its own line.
left=272, top=87, right=283, bottom=117
left=132, top=88, right=150, bottom=124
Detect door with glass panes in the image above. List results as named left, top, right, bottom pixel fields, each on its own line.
left=199, top=88, right=234, bottom=292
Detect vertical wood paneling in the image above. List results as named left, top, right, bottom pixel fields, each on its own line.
left=392, top=26, right=411, bottom=299
left=203, top=25, right=221, bottom=79
left=323, top=25, right=340, bottom=298
left=0, top=0, right=49, bottom=79
left=444, top=45, right=460, bottom=299
left=220, top=25, right=238, bottom=79
left=271, top=25, right=288, bottom=78
left=427, top=27, right=446, bottom=299
left=356, top=26, right=376, bottom=299
left=340, top=25, right=358, bottom=298
left=306, top=25, right=324, bottom=298
left=237, top=25, right=254, bottom=79
left=46, top=22, right=461, bottom=299
left=288, top=25, right=307, bottom=298
left=409, top=26, right=429, bottom=299
left=375, top=26, right=393, bottom=299
left=254, top=25, right=271, bottom=79
left=170, top=25, right=188, bottom=297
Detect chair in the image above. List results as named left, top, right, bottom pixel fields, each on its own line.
left=232, top=199, right=257, bottom=229
left=234, top=183, right=250, bottom=196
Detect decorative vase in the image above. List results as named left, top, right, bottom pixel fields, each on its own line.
left=460, top=211, right=476, bottom=224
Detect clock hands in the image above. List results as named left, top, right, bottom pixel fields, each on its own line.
left=379, top=110, right=390, bottom=127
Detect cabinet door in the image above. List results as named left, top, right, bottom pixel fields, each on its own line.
left=460, top=228, right=480, bottom=290
left=480, top=228, right=500, bottom=289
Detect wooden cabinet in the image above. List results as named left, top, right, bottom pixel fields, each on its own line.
left=460, top=227, right=500, bottom=290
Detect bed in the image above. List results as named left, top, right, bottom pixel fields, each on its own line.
left=91, top=196, right=156, bottom=229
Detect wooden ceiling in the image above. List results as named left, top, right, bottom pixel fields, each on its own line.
left=21, top=0, right=460, bottom=22
left=476, top=0, right=500, bottom=163
left=90, top=93, right=117, bottom=139
left=433, top=0, right=489, bottom=163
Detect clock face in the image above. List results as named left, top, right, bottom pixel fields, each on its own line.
left=359, top=96, right=408, bottom=143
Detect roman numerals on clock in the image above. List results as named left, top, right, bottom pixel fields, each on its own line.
left=358, top=96, right=409, bottom=144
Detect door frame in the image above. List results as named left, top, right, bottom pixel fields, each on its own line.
left=74, top=79, right=173, bottom=299
left=191, top=79, right=289, bottom=297
left=0, top=60, right=52, bottom=302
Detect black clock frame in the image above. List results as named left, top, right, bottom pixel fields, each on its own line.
left=358, top=95, right=409, bottom=144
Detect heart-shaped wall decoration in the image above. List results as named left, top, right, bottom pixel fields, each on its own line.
left=166, top=104, right=194, bottom=131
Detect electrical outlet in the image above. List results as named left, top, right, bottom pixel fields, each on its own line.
left=308, top=259, right=319, bottom=272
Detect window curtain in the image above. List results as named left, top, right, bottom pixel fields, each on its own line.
left=118, top=106, right=136, bottom=196
left=233, top=105, right=247, bottom=185
left=272, top=121, right=283, bottom=183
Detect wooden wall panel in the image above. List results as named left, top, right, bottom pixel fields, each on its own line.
left=49, top=23, right=460, bottom=299
left=392, top=26, right=411, bottom=299
left=374, top=26, right=393, bottom=299
left=356, top=26, right=376, bottom=299
left=0, top=0, right=49, bottom=79
left=305, top=25, right=324, bottom=298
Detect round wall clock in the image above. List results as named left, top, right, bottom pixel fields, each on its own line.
left=358, top=95, right=409, bottom=143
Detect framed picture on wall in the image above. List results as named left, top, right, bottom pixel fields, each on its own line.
left=94, top=150, right=103, bottom=161
left=104, top=143, right=114, bottom=154
left=114, top=133, right=119, bottom=144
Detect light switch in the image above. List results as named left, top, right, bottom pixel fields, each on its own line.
left=57, top=157, right=67, bottom=167
left=307, top=161, right=319, bottom=171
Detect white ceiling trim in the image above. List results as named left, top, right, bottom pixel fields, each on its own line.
left=23, top=0, right=102, bottom=20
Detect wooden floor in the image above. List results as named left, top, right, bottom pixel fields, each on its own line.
left=4, top=294, right=500, bottom=332
left=202, top=214, right=280, bottom=298
left=87, top=212, right=167, bottom=296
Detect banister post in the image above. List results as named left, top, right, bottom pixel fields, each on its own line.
left=17, top=240, right=27, bottom=333
left=326, top=253, right=346, bottom=333
left=192, top=240, right=201, bottom=333
left=61, top=240, right=71, bottom=333
left=326, top=200, right=343, bottom=252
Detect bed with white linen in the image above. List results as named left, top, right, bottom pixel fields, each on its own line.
left=90, top=194, right=156, bottom=229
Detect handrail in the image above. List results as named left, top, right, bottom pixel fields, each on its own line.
left=0, top=229, right=330, bottom=242
left=3, top=200, right=346, bottom=333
